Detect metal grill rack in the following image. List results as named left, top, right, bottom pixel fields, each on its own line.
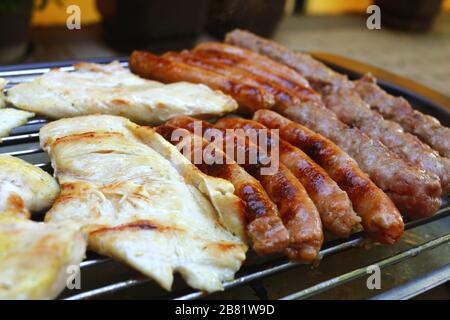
left=1, top=57, right=449, bottom=300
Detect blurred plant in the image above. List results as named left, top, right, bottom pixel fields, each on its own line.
left=0, top=0, right=64, bottom=12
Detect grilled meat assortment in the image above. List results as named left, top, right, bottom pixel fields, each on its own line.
left=1, top=28, right=449, bottom=300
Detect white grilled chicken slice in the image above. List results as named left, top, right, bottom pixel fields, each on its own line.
left=0, top=79, right=34, bottom=139
left=0, top=218, right=86, bottom=300
left=0, top=78, right=7, bottom=108
left=0, top=155, right=59, bottom=217
left=0, top=109, right=34, bottom=139
left=0, top=155, right=87, bottom=300
left=7, top=61, right=237, bottom=125
left=40, top=115, right=247, bottom=292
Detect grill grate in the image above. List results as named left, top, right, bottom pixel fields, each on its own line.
left=1, top=59, right=449, bottom=300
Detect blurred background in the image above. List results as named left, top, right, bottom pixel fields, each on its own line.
left=0, top=0, right=449, bottom=95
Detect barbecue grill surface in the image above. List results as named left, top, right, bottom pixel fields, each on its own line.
left=1, top=56, right=449, bottom=300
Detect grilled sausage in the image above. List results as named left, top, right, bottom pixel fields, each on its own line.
left=225, top=29, right=346, bottom=87
left=215, top=117, right=361, bottom=238
left=192, top=43, right=318, bottom=103
left=129, top=50, right=274, bottom=114
left=253, top=110, right=405, bottom=244
left=162, top=51, right=301, bottom=111
left=354, top=73, right=450, bottom=160
left=224, top=29, right=449, bottom=196
left=155, top=124, right=290, bottom=255
left=166, top=116, right=324, bottom=262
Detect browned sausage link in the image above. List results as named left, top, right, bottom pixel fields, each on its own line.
left=166, top=116, right=323, bottom=262
left=129, top=50, right=274, bottom=114
left=155, top=124, right=290, bottom=255
left=354, top=73, right=450, bottom=162
left=253, top=109, right=404, bottom=244
left=192, top=44, right=319, bottom=103
left=163, top=51, right=300, bottom=111
left=225, top=29, right=346, bottom=88
left=275, top=99, right=442, bottom=219
left=215, top=117, right=361, bottom=238
left=259, top=163, right=323, bottom=262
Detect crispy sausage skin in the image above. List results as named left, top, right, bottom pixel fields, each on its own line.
left=166, top=116, right=324, bottom=262
left=253, top=110, right=404, bottom=244
left=129, top=50, right=274, bottom=114
left=215, top=117, right=361, bottom=238
left=155, top=124, right=290, bottom=255
left=163, top=51, right=301, bottom=111
left=192, top=43, right=318, bottom=103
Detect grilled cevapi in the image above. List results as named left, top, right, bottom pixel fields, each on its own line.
left=354, top=73, right=450, bottom=159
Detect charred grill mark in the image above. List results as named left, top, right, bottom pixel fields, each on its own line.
left=215, top=242, right=239, bottom=251
left=53, top=131, right=125, bottom=146
left=240, top=184, right=271, bottom=221
left=333, top=166, right=372, bottom=203
left=89, top=220, right=175, bottom=236
left=263, top=173, right=298, bottom=225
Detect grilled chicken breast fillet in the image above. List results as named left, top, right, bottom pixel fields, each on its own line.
left=0, top=79, right=34, bottom=139
left=0, top=155, right=59, bottom=216
left=0, top=155, right=86, bottom=300
left=0, top=218, right=86, bottom=300
left=7, top=62, right=237, bottom=124
left=0, top=109, right=34, bottom=139
left=40, top=115, right=247, bottom=292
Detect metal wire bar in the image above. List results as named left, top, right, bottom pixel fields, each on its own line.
left=64, top=279, right=145, bottom=300
left=5, top=148, right=43, bottom=157
left=369, top=263, right=450, bottom=300
left=1, top=132, right=39, bottom=144
left=25, top=119, right=48, bottom=125
left=61, top=209, right=449, bottom=300
left=55, top=207, right=447, bottom=300
left=280, top=234, right=450, bottom=300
